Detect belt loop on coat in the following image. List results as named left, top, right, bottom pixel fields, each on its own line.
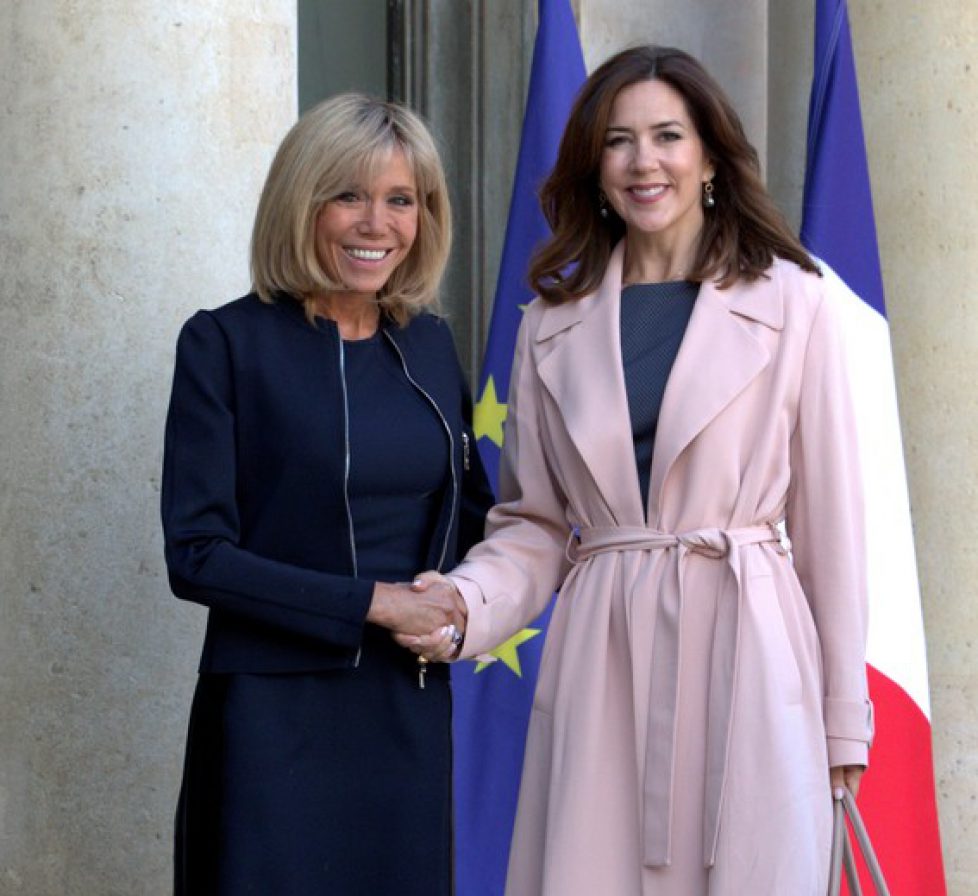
left=568, top=523, right=783, bottom=869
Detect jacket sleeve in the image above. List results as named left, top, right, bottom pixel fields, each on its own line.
left=160, top=311, right=373, bottom=648
left=786, top=287, right=873, bottom=767
left=456, top=359, right=495, bottom=560
left=450, top=309, right=571, bottom=656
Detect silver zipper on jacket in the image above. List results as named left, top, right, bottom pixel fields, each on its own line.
left=385, top=333, right=460, bottom=690
left=336, top=334, right=361, bottom=667
left=383, top=333, right=459, bottom=572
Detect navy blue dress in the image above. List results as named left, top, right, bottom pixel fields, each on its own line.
left=619, top=280, right=697, bottom=513
left=164, top=298, right=492, bottom=896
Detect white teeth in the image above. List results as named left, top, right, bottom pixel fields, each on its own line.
left=346, top=248, right=387, bottom=260
left=631, top=186, right=666, bottom=198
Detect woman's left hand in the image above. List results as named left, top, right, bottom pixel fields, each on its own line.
left=394, top=623, right=462, bottom=663
left=830, top=764, right=865, bottom=799
left=391, top=571, right=466, bottom=662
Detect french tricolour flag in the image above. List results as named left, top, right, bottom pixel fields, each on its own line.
left=801, top=1, right=946, bottom=892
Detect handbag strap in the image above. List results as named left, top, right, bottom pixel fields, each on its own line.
left=828, top=797, right=845, bottom=896
left=828, top=789, right=891, bottom=896
left=842, top=821, right=864, bottom=896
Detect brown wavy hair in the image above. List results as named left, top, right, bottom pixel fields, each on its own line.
left=529, top=46, right=818, bottom=304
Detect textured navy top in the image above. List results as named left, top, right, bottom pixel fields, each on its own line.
left=344, top=332, right=450, bottom=675
left=619, top=281, right=698, bottom=516
left=343, top=332, right=448, bottom=584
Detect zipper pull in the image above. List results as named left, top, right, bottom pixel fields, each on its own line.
left=462, top=431, right=471, bottom=471
left=418, top=657, right=428, bottom=690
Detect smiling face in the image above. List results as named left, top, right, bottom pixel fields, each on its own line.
left=314, top=145, right=419, bottom=301
left=599, top=78, right=714, bottom=252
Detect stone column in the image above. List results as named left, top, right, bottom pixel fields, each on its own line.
left=849, top=3, right=978, bottom=892
left=579, top=0, right=771, bottom=169
left=0, top=3, right=295, bottom=892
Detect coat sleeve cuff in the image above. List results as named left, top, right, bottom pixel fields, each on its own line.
left=824, top=696, right=874, bottom=744
left=450, top=574, right=494, bottom=660
left=827, top=736, right=869, bottom=768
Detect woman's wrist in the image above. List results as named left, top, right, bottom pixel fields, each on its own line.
left=366, top=581, right=397, bottom=628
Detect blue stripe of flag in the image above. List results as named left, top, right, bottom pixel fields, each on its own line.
left=801, top=0, right=886, bottom=317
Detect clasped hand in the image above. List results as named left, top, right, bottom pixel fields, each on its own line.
left=368, top=571, right=465, bottom=662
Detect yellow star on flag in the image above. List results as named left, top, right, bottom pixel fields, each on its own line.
left=474, top=627, right=541, bottom=676
left=474, top=375, right=507, bottom=448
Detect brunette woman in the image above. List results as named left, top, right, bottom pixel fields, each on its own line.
left=409, top=47, right=871, bottom=895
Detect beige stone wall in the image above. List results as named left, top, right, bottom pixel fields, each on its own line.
left=1, top=2, right=973, bottom=892
left=849, top=2, right=978, bottom=892
left=0, top=2, right=295, bottom=892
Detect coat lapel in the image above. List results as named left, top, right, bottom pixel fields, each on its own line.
left=532, top=244, right=785, bottom=525
left=534, top=244, right=646, bottom=523
left=648, top=266, right=784, bottom=517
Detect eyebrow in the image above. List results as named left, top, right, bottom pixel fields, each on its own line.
left=343, top=182, right=418, bottom=194
left=605, top=119, right=686, bottom=133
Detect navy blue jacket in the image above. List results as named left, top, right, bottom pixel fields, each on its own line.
left=161, top=293, right=493, bottom=674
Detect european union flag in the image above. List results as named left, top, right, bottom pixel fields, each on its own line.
left=451, top=2, right=585, bottom=894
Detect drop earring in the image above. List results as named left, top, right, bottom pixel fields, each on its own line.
left=598, top=190, right=609, bottom=219
left=702, top=180, right=715, bottom=208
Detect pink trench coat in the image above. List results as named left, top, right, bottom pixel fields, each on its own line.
left=450, top=243, right=874, bottom=896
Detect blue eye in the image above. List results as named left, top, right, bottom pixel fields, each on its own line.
left=390, top=194, right=416, bottom=207
left=334, top=191, right=360, bottom=203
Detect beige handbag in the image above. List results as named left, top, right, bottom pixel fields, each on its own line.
left=828, top=788, right=891, bottom=896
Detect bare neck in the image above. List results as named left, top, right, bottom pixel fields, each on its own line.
left=309, top=291, right=381, bottom=340
left=621, top=220, right=704, bottom=285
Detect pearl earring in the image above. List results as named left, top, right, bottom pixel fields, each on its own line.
left=702, top=181, right=715, bottom=208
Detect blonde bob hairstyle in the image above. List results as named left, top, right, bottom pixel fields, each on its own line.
left=250, top=93, right=451, bottom=325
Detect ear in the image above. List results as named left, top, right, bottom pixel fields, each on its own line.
left=702, top=159, right=716, bottom=183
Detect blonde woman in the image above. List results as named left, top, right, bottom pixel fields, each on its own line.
left=162, top=94, right=491, bottom=895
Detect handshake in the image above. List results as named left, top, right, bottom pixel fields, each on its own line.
left=368, top=571, right=467, bottom=663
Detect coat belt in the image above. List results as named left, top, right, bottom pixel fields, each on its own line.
left=567, top=523, right=789, bottom=869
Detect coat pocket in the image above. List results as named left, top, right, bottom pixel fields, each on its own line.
left=748, top=573, right=803, bottom=705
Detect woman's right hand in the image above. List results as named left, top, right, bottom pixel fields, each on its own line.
left=366, top=578, right=465, bottom=636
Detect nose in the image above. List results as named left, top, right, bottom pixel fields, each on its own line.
left=358, top=200, right=387, bottom=234
left=631, top=135, right=660, bottom=173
